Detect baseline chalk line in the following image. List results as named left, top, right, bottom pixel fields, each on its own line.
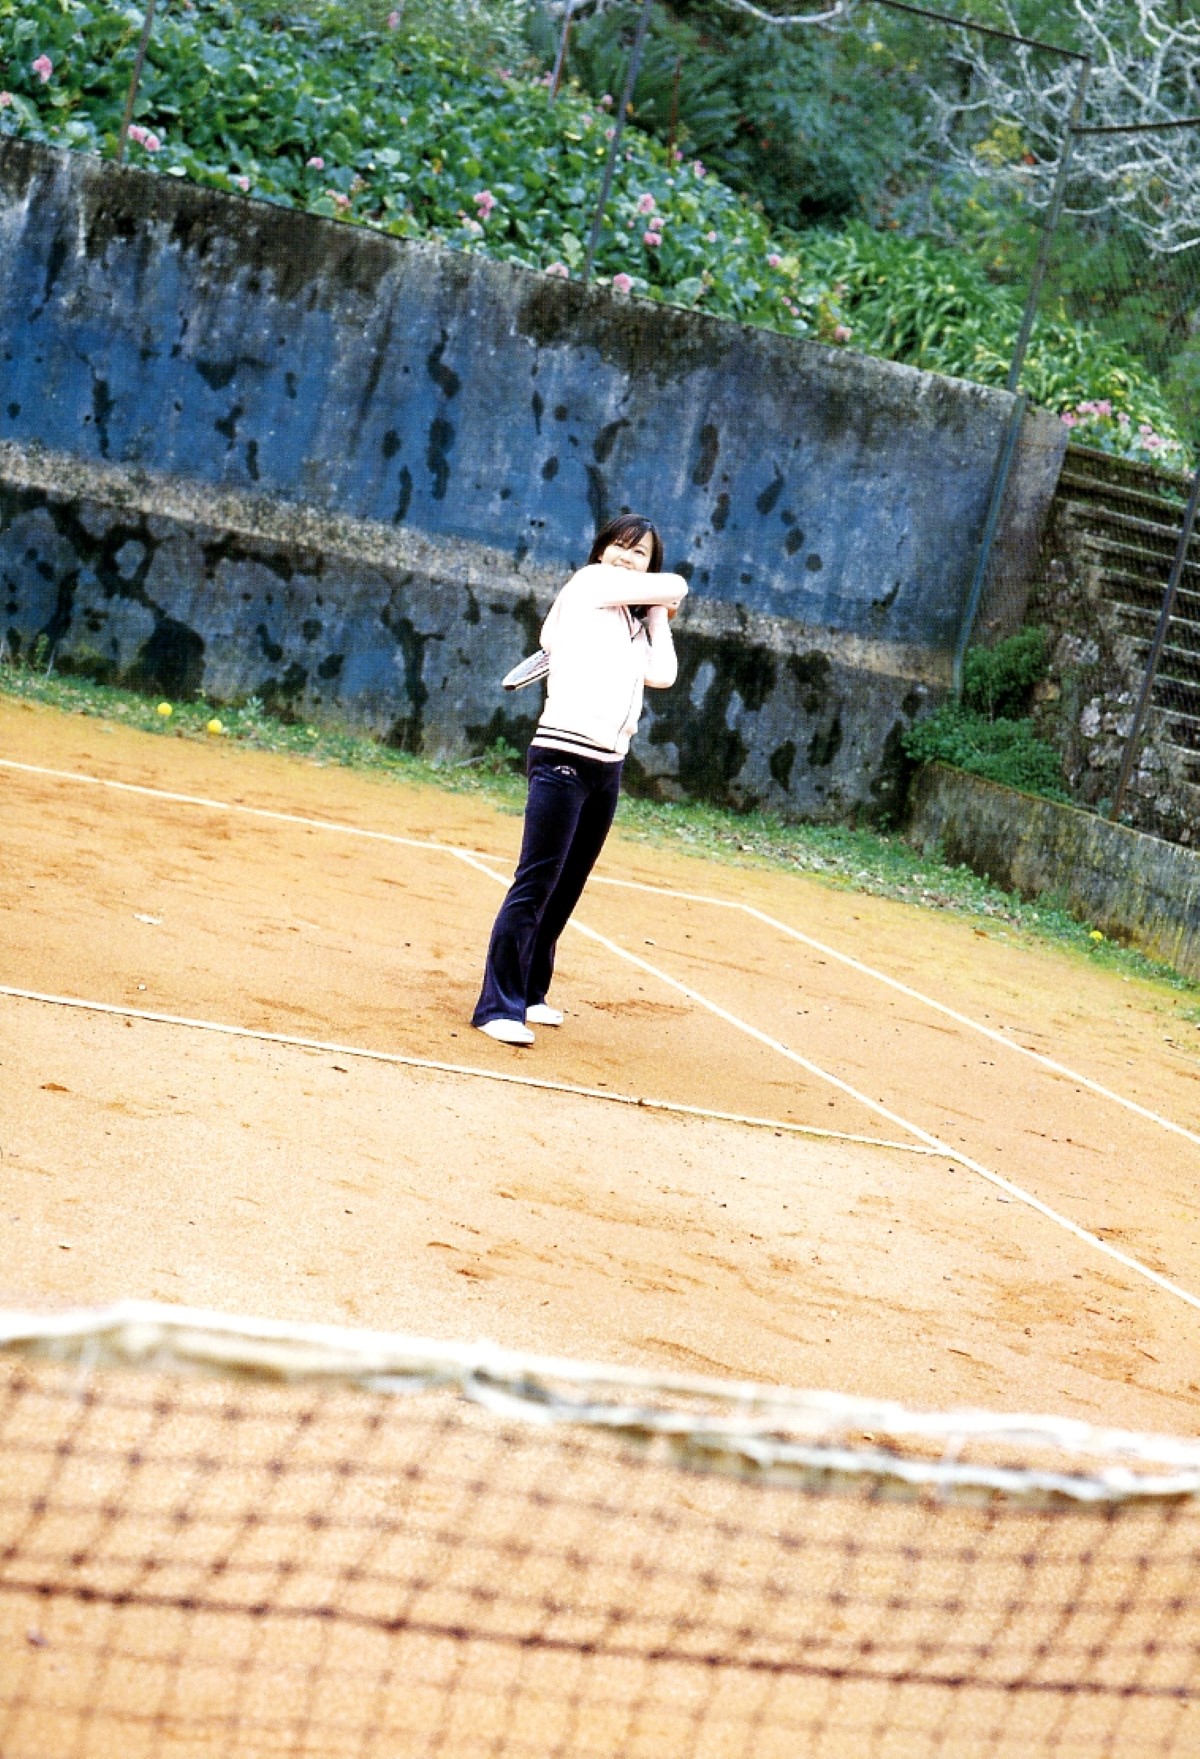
left=0, top=984, right=937, bottom=1157
left=590, top=872, right=1200, bottom=1153
left=455, top=849, right=1200, bottom=1318
left=4, top=755, right=1193, bottom=1148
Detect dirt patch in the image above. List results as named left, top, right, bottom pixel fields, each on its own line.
left=2, top=696, right=1198, bottom=1430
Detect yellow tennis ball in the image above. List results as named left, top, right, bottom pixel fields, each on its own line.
left=156, top=701, right=173, bottom=718
left=206, top=718, right=224, bottom=735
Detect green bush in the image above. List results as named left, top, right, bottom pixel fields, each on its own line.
left=799, top=225, right=1188, bottom=461
left=0, top=0, right=1187, bottom=460
left=903, top=708, right=1069, bottom=801
left=903, top=629, right=1068, bottom=801
left=961, top=626, right=1050, bottom=720
left=524, top=0, right=918, bottom=230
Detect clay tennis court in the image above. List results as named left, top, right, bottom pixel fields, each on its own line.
left=4, top=693, right=1200, bottom=1759
left=3, top=693, right=1198, bottom=1421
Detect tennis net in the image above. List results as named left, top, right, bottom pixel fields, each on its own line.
left=2, top=1300, right=1199, bottom=1758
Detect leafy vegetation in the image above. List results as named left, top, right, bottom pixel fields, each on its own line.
left=902, top=629, right=1070, bottom=802
left=5, top=650, right=1196, bottom=1002
left=0, top=0, right=1188, bottom=457
left=523, top=0, right=920, bottom=231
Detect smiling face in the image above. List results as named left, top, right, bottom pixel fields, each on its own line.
left=599, top=531, right=654, bottom=573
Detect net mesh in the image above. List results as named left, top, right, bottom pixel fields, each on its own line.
left=3, top=1303, right=1200, bottom=1759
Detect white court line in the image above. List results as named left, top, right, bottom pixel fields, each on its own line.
left=451, top=845, right=1200, bottom=1316
left=6, top=755, right=1200, bottom=1312
left=4, top=755, right=1194, bottom=1150
left=0, top=984, right=940, bottom=1158
left=587, top=873, right=1200, bottom=1153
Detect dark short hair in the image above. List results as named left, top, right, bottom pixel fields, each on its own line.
left=587, top=514, right=664, bottom=575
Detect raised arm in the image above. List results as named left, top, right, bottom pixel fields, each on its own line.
left=567, top=562, right=690, bottom=611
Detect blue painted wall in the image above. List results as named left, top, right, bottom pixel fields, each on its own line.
left=1, top=139, right=1035, bottom=656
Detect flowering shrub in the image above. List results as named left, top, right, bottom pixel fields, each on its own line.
left=0, top=0, right=1188, bottom=464
left=1058, top=399, right=1189, bottom=471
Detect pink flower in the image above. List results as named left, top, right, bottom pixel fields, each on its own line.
left=705, top=230, right=717, bottom=243
left=671, top=147, right=683, bottom=163
left=833, top=323, right=852, bottom=343
left=643, top=230, right=662, bottom=248
left=1095, top=399, right=1112, bottom=417
left=387, top=9, right=401, bottom=26
left=328, top=190, right=351, bottom=210
left=144, top=132, right=161, bottom=153
left=605, top=127, right=616, bottom=140
left=611, top=272, right=633, bottom=293
left=1117, top=411, right=1130, bottom=427
left=540, top=71, right=554, bottom=86
left=767, top=253, right=781, bottom=268
left=473, top=189, right=496, bottom=221
left=599, top=93, right=613, bottom=108
left=128, top=124, right=147, bottom=145
left=692, top=159, right=705, bottom=178
left=0, top=92, right=11, bottom=108
left=32, top=55, right=53, bottom=83
left=545, top=261, right=570, bottom=277
left=233, top=175, right=250, bottom=192
left=307, top=155, right=325, bottom=169
left=1060, top=411, right=1078, bottom=427
left=636, top=192, right=656, bottom=214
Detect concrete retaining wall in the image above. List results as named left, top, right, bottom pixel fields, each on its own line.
left=906, top=763, right=1200, bottom=980
left=0, top=138, right=1065, bottom=815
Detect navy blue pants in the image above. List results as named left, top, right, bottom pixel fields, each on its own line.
left=472, top=748, right=623, bottom=1026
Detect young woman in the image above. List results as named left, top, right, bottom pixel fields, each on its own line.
left=472, top=514, right=688, bottom=1045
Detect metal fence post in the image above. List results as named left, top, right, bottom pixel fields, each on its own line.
left=115, top=0, right=159, bottom=164
left=549, top=0, right=577, bottom=100
left=951, top=54, right=1091, bottom=694
left=580, top=0, right=656, bottom=285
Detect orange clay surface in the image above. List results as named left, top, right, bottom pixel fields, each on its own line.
left=2, top=693, right=1200, bottom=1426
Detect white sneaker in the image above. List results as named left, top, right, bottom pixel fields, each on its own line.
left=477, top=1018, right=535, bottom=1046
left=525, top=1004, right=564, bottom=1027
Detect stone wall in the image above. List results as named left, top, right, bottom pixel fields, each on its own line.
left=907, top=763, right=1200, bottom=980
left=1, top=138, right=1065, bottom=817
left=1025, top=448, right=1198, bottom=847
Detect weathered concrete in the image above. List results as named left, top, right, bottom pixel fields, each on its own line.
left=0, top=138, right=1065, bottom=816
left=906, top=762, right=1200, bottom=980
left=1, top=443, right=935, bottom=814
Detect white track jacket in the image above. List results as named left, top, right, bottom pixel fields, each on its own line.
left=531, top=562, right=689, bottom=762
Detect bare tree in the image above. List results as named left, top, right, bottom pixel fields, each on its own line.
left=918, top=0, right=1200, bottom=255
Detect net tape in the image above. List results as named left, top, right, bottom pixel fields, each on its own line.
left=4, top=1299, right=1200, bottom=1507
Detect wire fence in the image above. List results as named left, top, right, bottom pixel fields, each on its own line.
left=5, top=1301, right=1200, bottom=1759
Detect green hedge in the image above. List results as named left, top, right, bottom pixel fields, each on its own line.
left=0, top=0, right=1186, bottom=461
left=902, top=630, right=1070, bottom=802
